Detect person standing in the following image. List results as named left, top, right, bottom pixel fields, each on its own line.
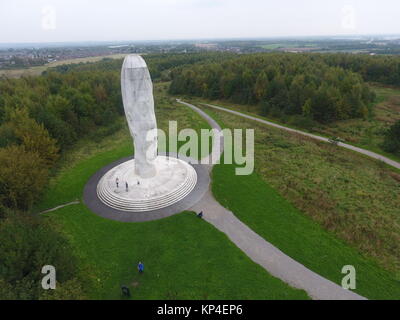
left=138, top=261, right=144, bottom=274
left=116, top=177, right=119, bottom=188
left=121, top=285, right=131, bottom=298
left=126, top=182, right=129, bottom=192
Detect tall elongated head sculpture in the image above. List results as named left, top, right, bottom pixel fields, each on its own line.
left=94, top=55, right=199, bottom=213
left=121, top=55, right=158, bottom=178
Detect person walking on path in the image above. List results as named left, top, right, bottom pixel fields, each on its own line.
left=138, top=261, right=144, bottom=274
left=116, top=177, right=119, bottom=188
left=126, top=182, right=129, bottom=192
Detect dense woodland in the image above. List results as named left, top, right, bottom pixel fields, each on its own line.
left=169, top=53, right=377, bottom=124
left=0, top=69, right=122, bottom=210
left=320, top=53, right=400, bottom=86
left=169, top=53, right=400, bottom=154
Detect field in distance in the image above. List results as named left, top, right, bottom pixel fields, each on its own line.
left=0, top=53, right=127, bottom=78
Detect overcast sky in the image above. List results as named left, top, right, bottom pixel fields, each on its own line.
left=0, top=0, right=399, bottom=43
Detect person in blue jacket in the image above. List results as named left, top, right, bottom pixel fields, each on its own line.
left=138, top=261, right=144, bottom=274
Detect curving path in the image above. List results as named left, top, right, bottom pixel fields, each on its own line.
left=178, top=99, right=366, bottom=300
left=201, top=102, right=400, bottom=170
left=39, top=200, right=80, bottom=214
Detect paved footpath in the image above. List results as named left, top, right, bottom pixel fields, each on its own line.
left=39, top=200, right=80, bottom=214
left=178, top=99, right=366, bottom=300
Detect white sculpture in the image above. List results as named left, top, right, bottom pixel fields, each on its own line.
left=121, top=55, right=157, bottom=178
left=96, top=55, right=198, bottom=212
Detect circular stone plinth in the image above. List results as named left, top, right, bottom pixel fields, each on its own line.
left=83, top=154, right=210, bottom=222
left=97, top=156, right=197, bottom=212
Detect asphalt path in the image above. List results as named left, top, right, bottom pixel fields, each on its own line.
left=201, top=102, right=400, bottom=170
left=178, top=99, right=366, bottom=300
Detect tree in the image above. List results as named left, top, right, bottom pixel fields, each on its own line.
left=261, top=100, right=271, bottom=116
left=0, top=145, right=48, bottom=210
left=288, top=75, right=305, bottom=114
left=383, top=120, right=400, bottom=155
left=5, top=108, right=59, bottom=167
left=254, top=71, right=269, bottom=102
left=302, top=99, right=312, bottom=118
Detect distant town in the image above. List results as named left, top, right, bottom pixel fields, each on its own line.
left=1, top=35, right=400, bottom=71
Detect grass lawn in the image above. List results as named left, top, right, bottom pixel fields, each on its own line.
left=212, top=163, right=400, bottom=300
left=45, top=204, right=308, bottom=300
left=200, top=106, right=400, bottom=299
left=37, top=95, right=308, bottom=300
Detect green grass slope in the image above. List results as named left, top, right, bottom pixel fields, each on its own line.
left=212, top=163, right=400, bottom=300
left=46, top=205, right=308, bottom=300
left=37, top=98, right=308, bottom=300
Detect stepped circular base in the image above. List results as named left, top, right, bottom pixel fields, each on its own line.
left=96, top=156, right=197, bottom=212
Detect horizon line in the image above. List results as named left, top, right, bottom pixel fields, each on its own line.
left=1, top=33, right=400, bottom=48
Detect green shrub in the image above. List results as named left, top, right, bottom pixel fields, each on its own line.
left=288, top=115, right=319, bottom=130
left=0, top=209, right=85, bottom=300
left=383, top=120, right=400, bottom=155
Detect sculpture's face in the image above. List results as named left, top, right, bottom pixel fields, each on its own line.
left=125, top=98, right=156, bottom=130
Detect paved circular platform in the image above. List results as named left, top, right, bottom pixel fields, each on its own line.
left=83, top=153, right=210, bottom=222
left=97, top=156, right=198, bottom=212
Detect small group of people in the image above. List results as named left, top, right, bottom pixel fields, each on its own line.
left=121, top=211, right=204, bottom=298
left=121, top=261, right=145, bottom=298
left=115, top=177, right=129, bottom=192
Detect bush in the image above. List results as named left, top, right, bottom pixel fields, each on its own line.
left=382, top=120, right=400, bottom=155
left=288, top=115, right=319, bottom=131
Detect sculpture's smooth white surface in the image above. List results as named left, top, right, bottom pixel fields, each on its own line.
left=121, top=55, right=157, bottom=178
left=97, top=55, right=197, bottom=213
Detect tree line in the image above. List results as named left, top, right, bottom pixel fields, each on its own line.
left=169, top=53, right=377, bottom=124
left=320, top=53, right=400, bottom=86
left=49, top=52, right=235, bottom=82
left=0, top=69, right=123, bottom=211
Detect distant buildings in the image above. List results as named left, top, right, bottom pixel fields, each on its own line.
left=195, top=43, right=218, bottom=50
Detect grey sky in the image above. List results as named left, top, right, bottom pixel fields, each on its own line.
left=0, top=0, right=399, bottom=43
